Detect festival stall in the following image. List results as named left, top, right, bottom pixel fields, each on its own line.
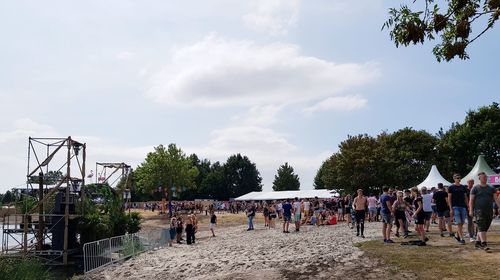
left=417, top=165, right=452, bottom=189
left=234, top=189, right=338, bottom=201
left=460, top=155, right=496, bottom=185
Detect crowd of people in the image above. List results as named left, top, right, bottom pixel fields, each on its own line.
left=241, top=172, right=499, bottom=251
left=156, top=171, right=499, bottom=252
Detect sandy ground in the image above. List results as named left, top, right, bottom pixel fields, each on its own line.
left=84, top=219, right=405, bottom=280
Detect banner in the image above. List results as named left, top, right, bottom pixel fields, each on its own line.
left=488, top=175, right=500, bottom=185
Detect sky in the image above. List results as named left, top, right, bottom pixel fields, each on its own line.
left=0, top=0, right=499, bottom=193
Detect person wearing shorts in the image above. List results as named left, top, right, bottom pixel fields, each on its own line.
left=420, top=187, right=433, bottom=232
left=367, top=194, right=378, bottom=222
left=448, top=173, right=468, bottom=244
left=411, top=187, right=427, bottom=246
left=209, top=211, right=217, bottom=237
left=433, top=183, right=452, bottom=237
left=469, top=172, right=500, bottom=251
left=293, top=197, right=302, bottom=232
left=380, top=187, right=395, bottom=243
left=303, top=198, right=310, bottom=217
left=282, top=199, right=292, bottom=233
left=344, top=195, right=353, bottom=229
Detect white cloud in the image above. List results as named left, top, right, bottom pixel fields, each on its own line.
left=186, top=123, right=331, bottom=190
left=116, top=51, right=134, bottom=60
left=302, top=95, right=368, bottom=115
left=243, top=0, right=301, bottom=36
left=231, top=105, right=283, bottom=126
left=147, top=34, right=379, bottom=108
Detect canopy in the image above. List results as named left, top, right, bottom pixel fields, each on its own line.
left=417, top=165, right=452, bottom=189
left=461, top=155, right=496, bottom=185
left=234, top=189, right=338, bottom=201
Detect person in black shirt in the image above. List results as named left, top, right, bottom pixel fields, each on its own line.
left=432, top=183, right=452, bottom=237
left=411, top=187, right=427, bottom=246
left=448, top=173, right=468, bottom=244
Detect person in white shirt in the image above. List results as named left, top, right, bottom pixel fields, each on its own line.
left=421, top=187, right=434, bottom=232
left=367, top=195, right=378, bottom=222
left=303, top=199, right=311, bottom=217
left=293, top=197, right=302, bottom=232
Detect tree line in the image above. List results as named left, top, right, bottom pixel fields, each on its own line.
left=314, top=103, right=500, bottom=195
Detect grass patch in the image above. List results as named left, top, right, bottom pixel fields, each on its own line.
left=0, top=256, right=52, bottom=280
left=357, top=225, right=500, bottom=280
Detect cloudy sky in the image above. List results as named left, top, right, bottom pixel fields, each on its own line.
left=1, top=0, right=499, bottom=193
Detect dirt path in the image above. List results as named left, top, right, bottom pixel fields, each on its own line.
left=85, top=221, right=411, bottom=280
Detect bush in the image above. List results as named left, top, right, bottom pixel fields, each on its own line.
left=126, top=212, right=142, bottom=234
left=0, top=257, right=52, bottom=280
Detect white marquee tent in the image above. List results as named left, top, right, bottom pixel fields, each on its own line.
left=461, top=155, right=496, bottom=185
left=234, top=189, right=338, bottom=201
left=417, top=165, right=452, bottom=189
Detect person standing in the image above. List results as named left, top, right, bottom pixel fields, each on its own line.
left=168, top=217, right=177, bottom=247
left=392, top=191, right=408, bottom=238
left=303, top=198, right=311, bottom=217
left=185, top=215, right=194, bottom=245
left=344, top=195, right=353, bottom=229
left=209, top=210, right=217, bottom=237
left=246, top=202, right=256, bottom=231
left=469, top=172, right=500, bottom=251
left=263, top=202, right=270, bottom=228
left=433, top=183, right=452, bottom=237
left=353, top=189, right=368, bottom=238
left=448, top=173, right=468, bottom=244
left=466, top=179, right=477, bottom=242
left=411, top=187, right=427, bottom=246
left=367, top=194, right=378, bottom=222
left=282, top=199, right=293, bottom=233
left=293, top=197, right=302, bottom=232
left=380, top=187, right=395, bottom=243
left=176, top=216, right=184, bottom=244
left=337, top=197, right=345, bottom=221
left=421, top=187, right=433, bottom=232
left=268, top=203, right=277, bottom=229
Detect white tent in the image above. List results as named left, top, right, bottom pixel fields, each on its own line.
left=417, top=165, right=452, bottom=189
left=461, top=155, right=496, bottom=185
left=234, top=189, right=338, bottom=201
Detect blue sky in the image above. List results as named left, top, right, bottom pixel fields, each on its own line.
left=1, top=0, right=499, bottom=193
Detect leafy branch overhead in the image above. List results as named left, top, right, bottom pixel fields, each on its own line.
left=383, top=0, right=500, bottom=61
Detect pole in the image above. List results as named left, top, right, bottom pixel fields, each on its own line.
left=81, top=143, right=86, bottom=216
left=63, top=137, right=71, bottom=265
left=37, top=172, right=44, bottom=250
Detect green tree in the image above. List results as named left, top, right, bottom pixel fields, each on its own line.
left=134, top=144, right=199, bottom=199
left=223, top=154, right=262, bottom=199
left=313, top=163, right=326, bottom=190
left=272, top=162, right=300, bottom=191
left=318, top=154, right=343, bottom=192
left=181, top=154, right=212, bottom=200
left=334, top=134, right=382, bottom=194
left=200, top=161, right=227, bottom=200
left=27, top=170, right=63, bottom=185
left=437, top=102, right=500, bottom=176
left=2, top=190, right=15, bottom=204
left=379, top=127, right=439, bottom=187
left=383, top=0, right=500, bottom=61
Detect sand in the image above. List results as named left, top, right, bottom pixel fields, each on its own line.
left=84, top=220, right=401, bottom=280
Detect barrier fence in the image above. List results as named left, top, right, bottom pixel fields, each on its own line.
left=83, top=232, right=161, bottom=274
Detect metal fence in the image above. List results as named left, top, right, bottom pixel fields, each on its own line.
left=83, top=232, right=161, bottom=274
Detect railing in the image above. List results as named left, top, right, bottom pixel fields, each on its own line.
left=83, top=232, right=158, bottom=274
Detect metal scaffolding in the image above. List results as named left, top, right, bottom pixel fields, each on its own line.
left=1, top=137, right=86, bottom=265
left=95, top=162, right=131, bottom=188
